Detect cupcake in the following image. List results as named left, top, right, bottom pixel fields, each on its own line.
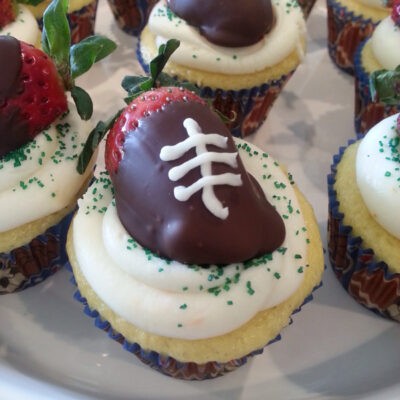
left=328, top=113, right=400, bottom=320
left=327, top=0, right=391, bottom=75
left=0, top=0, right=116, bottom=294
left=67, top=42, right=324, bottom=379
left=0, top=0, right=41, bottom=46
left=137, top=0, right=307, bottom=138
left=106, top=0, right=158, bottom=36
left=354, top=2, right=400, bottom=135
left=26, top=0, right=99, bottom=44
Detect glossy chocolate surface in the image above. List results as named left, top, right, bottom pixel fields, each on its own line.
left=0, top=36, right=30, bottom=158
left=167, top=0, right=275, bottom=47
left=111, top=101, right=285, bottom=265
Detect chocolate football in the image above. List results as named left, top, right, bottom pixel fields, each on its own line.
left=167, top=0, right=275, bottom=47
left=109, top=91, right=285, bottom=265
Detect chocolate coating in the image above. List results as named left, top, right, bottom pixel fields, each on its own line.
left=167, top=0, right=275, bottom=47
left=111, top=101, right=285, bottom=265
left=0, top=36, right=30, bottom=158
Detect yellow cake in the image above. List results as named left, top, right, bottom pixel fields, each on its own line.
left=328, top=113, right=400, bottom=320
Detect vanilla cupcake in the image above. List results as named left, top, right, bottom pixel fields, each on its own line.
left=67, top=83, right=324, bottom=379
left=0, top=1, right=116, bottom=294
left=0, top=2, right=41, bottom=46
left=328, top=113, right=400, bottom=320
left=137, top=0, right=306, bottom=138
left=26, top=0, right=98, bottom=44
left=354, top=4, right=400, bottom=135
left=327, top=0, right=391, bottom=75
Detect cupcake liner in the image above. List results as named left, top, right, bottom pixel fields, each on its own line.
left=136, top=42, right=293, bottom=138
left=68, top=262, right=323, bottom=379
left=0, top=211, right=73, bottom=294
left=354, top=40, right=400, bottom=136
left=327, top=0, right=377, bottom=75
left=36, top=0, right=99, bottom=44
left=327, top=142, right=400, bottom=321
left=106, top=0, right=158, bottom=36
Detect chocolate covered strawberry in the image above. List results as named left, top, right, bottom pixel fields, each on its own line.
left=0, top=0, right=116, bottom=159
left=105, top=87, right=204, bottom=174
left=79, top=39, right=285, bottom=265
left=0, top=37, right=67, bottom=157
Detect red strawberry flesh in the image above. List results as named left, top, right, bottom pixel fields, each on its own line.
left=0, top=0, right=16, bottom=28
left=391, top=0, right=400, bottom=26
left=105, top=87, right=205, bottom=173
left=0, top=36, right=68, bottom=158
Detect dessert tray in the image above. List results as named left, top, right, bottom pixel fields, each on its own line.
left=0, top=0, right=399, bottom=399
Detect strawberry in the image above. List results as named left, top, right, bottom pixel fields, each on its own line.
left=0, top=0, right=16, bottom=28
left=105, top=87, right=205, bottom=173
left=0, top=0, right=116, bottom=159
left=391, top=0, right=400, bottom=26
left=0, top=40, right=67, bottom=144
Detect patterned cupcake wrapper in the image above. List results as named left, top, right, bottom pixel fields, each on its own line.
left=37, top=0, right=99, bottom=44
left=326, top=0, right=379, bottom=75
left=136, top=41, right=293, bottom=138
left=354, top=40, right=400, bottom=136
left=106, top=0, right=158, bottom=36
left=0, top=211, right=73, bottom=294
left=327, top=142, right=400, bottom=321
left=67, top=262, right=322, bottom=380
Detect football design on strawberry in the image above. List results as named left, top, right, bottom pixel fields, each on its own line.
left=106, top=86, right=285, bottom=264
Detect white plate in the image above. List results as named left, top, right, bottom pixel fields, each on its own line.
left=1, top=1, right=399, bottom=399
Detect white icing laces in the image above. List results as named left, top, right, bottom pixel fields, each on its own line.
left=159, top=118, right=242, bottom=219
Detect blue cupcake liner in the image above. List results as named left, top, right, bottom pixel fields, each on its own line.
left=136, top=39, right=294, bottom=138
left=67, top=261, right=323, bottom=379
left=0, top=210, right=73, bottom=294
left=327, top=141, right=400, bottom=321
left=326, top=0, right=381, bottom=75
left=354, top=39, right=400, bottom=136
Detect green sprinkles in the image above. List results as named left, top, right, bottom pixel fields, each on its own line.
left=179, top=304, right=187, bottom=310
left=274, top=272, right=281, bottom=280
left=246, top=281, right=255, bottom=295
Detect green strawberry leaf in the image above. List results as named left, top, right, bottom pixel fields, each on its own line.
left=41, top=0, right=71, bottom=84
left=70, top=35, right=117, bottom=79
left=77, top=111, right=122, bottom=174
left=71, top=86, right=93, bottom=120
left=369, top=65, right=400, bottom=106
left=149, top=39, right=180, bottom=86
left=121, top=76, right=151, bottom=94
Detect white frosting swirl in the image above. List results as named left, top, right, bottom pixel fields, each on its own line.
left=0, top=100, right=93, bottom=232
left=0, top=5, right=40, bottom=46
left=356, top=113, right=400, bottom=239
left=371, top=16, right=400, bottom=70
left=147, top=0, right=306, bottom=74
left=72, top=140, right=310, bottom=340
